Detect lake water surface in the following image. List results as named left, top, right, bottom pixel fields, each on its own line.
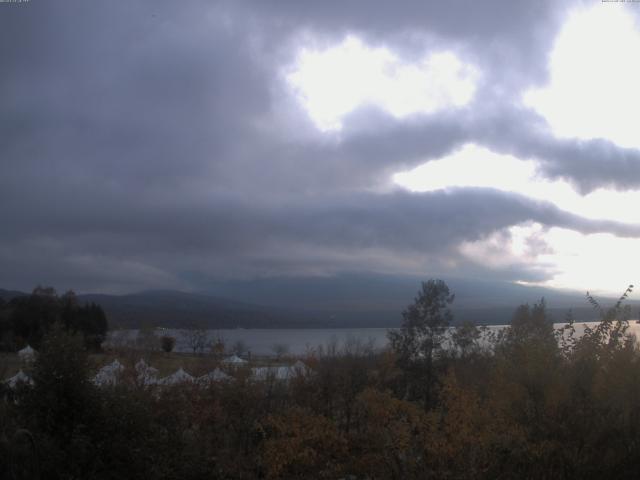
left=107, top=321, right=640, bottom=356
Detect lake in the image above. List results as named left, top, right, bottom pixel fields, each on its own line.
left=107, top=321, right=640, bottom=356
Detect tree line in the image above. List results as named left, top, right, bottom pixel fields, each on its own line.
left=0, top=286, right=108, bottom=352
left=2, top=279, right=640, bottom=479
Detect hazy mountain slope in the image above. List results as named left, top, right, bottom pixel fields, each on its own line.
left=206, top=274, right=591, bottom=310
left=77, top=290, right=322, bottom=329
left=2, top=276, right=636, bottom=328
left=204, top=274, right=634, bottom=325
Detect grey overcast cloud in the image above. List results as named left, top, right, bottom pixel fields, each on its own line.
left=2, top=0, right=640, bottom=295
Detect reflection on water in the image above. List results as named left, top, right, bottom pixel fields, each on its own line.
left=107, top=320, right=640, bottom=356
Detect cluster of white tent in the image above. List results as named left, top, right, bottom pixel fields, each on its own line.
left=251, top=360, right=310, bottom=382
left=90, top=356, right=310, bottom=387
left=5, top=350, right=310, bottom=389
left=90, top=358, right=209, bottom=387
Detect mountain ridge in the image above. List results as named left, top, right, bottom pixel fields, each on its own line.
left=2, top=275, right=637, bottom=328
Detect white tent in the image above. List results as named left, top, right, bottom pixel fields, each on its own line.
left=6, top=370, right=34, bottom=388
left=135, top=359, right=159, bottom=385
left=290, top=360, right=310, bottom=376
left=251, top=361, right=311, bottom=382
left=93, top=359, right=124, bottom=386
left=159, top=368, right=194, bottom=385
left=251, top=365, right=292, bottom=382
left=222, top=354, right=247, bottom=365
left=197, top=368, right=231, bottom=385
left=17, top=345, right=36, bottom=362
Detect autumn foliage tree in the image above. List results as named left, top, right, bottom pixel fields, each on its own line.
left=262, top=407, right=347, bottom=479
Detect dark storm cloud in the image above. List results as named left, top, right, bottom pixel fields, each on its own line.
left=464, top=107, right=640, bottom=194
left=256, top=103, right=640, bottom=194
left=1, top=184, right=638, bottom=292
left=1, top=0, right=638, bottom=292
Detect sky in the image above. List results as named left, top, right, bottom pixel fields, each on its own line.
left=1, top=0, right=640, bottom=295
